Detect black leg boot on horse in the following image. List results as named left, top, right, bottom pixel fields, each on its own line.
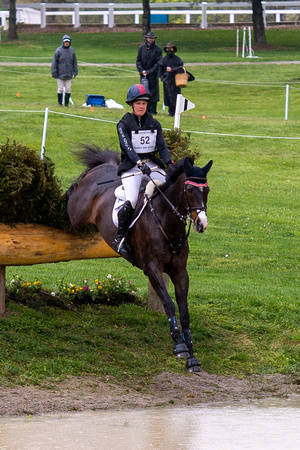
left=168, top=316, right=190, bottom=358
left=113, top=200, right=134, bottom=255
left=182, top=328, right=201, bottom=372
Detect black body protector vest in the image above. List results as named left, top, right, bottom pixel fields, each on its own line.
left=117, top=112, right=165, bottom=175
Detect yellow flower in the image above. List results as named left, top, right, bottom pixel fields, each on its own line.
left=98, top=285, right=102, bottom=290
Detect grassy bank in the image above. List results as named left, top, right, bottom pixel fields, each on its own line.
left=0, top=28, right=299, bottom=385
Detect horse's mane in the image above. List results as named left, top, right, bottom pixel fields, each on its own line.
left=159, top=159, right=186, bottom=192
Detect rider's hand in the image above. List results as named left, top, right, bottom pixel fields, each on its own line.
left=166, top=160, right=176, bottom=177
left=138, top=161, right=151, bottom=176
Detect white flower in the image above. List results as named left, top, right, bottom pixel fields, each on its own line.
left=107, top=274, right=112, bottom=279
left=51, top=291, right=56, bottom=297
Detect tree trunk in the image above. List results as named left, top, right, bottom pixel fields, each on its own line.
left=142, top=0, right=150, bottom=37
left=252, top=0, right=267, bottom=45
left=8, top=0, right=18, bottom=41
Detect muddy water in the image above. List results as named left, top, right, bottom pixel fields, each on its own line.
left=1, top=398, right=300, bottom=450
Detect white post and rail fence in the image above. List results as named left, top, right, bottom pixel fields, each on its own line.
left=2, top=2, right=300, bottom=30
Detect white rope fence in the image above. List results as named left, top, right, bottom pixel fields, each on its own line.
left=1, top=108, right=300, bottom=161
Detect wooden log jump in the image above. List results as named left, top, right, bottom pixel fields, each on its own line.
left=0, top=223, right=165, bottom=316
left=0, top=223, right=117, bottom=316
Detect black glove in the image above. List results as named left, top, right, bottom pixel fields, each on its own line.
left=138, top=162, right=151, bottom=176
left=166, top=161, right=176, bottom=178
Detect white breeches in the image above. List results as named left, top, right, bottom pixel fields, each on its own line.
left=121, top=162, right=166, bottom=209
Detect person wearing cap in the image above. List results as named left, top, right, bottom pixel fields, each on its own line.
left=136, top=31, right=162, bottom=115
left=159, top=42, right=184, bottom=117
left=51, top=34, right=78, bottom=107
left=113, top=84, right=173, bottom=255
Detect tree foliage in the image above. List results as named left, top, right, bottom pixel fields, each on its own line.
left=0, top=140, right=70, bottom=228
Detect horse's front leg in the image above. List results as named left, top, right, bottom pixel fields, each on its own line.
left=145, top=263, right=189, bottom=358
left=170, top=265, right=201, bottom=373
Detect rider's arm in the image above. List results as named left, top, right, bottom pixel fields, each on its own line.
left=117, top=122, right=140, bottom=164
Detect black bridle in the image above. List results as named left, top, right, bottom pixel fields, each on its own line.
left=146, top=174, right=208, bottom=253
left=183, top=177, right=208, bottom=216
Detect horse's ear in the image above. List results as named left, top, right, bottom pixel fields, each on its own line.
left=183, top=156, right=194, bottom=174
left=202, top=160, right=213, bottom=175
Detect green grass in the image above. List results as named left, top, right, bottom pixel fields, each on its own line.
left=0, top=28, right=299, bottom=386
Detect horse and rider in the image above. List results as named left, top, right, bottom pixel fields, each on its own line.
left=66, top=83, right=213, bottom=372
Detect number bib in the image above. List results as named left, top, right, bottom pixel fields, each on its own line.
left=131, top=130, right=157, bottom=154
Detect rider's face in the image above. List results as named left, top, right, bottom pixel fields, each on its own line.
left=132, top=100, right=148, bottom=118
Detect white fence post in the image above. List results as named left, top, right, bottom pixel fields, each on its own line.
left=108, top=3, right=114, bottom=28
left=285, top=84, right=289, bottom=121
left=40, top=107, right=49, bottom=159
left=74, top=3, right=80, bottom=28
left=201, top=2, right=207, bottom=29
left=40, top=2, right=46, bottom=29
left=262, top=1, right=267, bottom=27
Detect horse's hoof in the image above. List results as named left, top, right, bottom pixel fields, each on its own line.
left=186, top=357, right=201, bottom=373
left=173, top=343, right=189, bottom=358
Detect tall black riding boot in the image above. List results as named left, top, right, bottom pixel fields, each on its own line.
left=57, top=93, right=63, bottom=106
left=65, top=93, right=71, bottom=107
left=112, top=200, right=134, bottom=255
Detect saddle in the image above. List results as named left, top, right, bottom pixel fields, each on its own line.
left=112, top=180, right=163, bottom=227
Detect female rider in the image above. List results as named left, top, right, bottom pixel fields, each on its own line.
left=113, top=84, right=173, bottom=255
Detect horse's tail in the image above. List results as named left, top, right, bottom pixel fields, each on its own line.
left=74, top=145, right=120, bottom=170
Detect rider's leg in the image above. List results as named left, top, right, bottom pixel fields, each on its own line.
left=147, top=163, right=167, bottom=186
left=113, top=200, right=134, bottom=255
left=112, top=169, right=140, bottom=255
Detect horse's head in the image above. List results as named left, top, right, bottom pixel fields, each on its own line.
left=183, top=157, right=213, bottom=233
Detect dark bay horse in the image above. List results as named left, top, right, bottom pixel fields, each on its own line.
left=66, top=147, right=213, bottom=372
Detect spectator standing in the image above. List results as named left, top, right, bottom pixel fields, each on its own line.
left=51, top=34, right=78, bottom=107
left=159, top=42, right=184, bottom=117
left=136, top=31, right=162, bottom=115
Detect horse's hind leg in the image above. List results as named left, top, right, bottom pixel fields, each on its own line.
left=146, top=264, right=189, bottom=358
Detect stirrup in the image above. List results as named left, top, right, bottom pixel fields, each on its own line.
left=112, top=237, right=129, bottom=255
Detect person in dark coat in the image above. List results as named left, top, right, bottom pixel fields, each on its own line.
left=51, top=34, right=78, bottom=107
left=136, top=31, right=162, bottom=115
left=159, top=42, right=184, bottom=117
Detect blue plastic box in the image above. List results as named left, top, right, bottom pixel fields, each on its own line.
left=86, top=95, right=105, bottom=107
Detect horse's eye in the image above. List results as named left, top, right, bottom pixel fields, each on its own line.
left=186, top=184, right=194, bottom=191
